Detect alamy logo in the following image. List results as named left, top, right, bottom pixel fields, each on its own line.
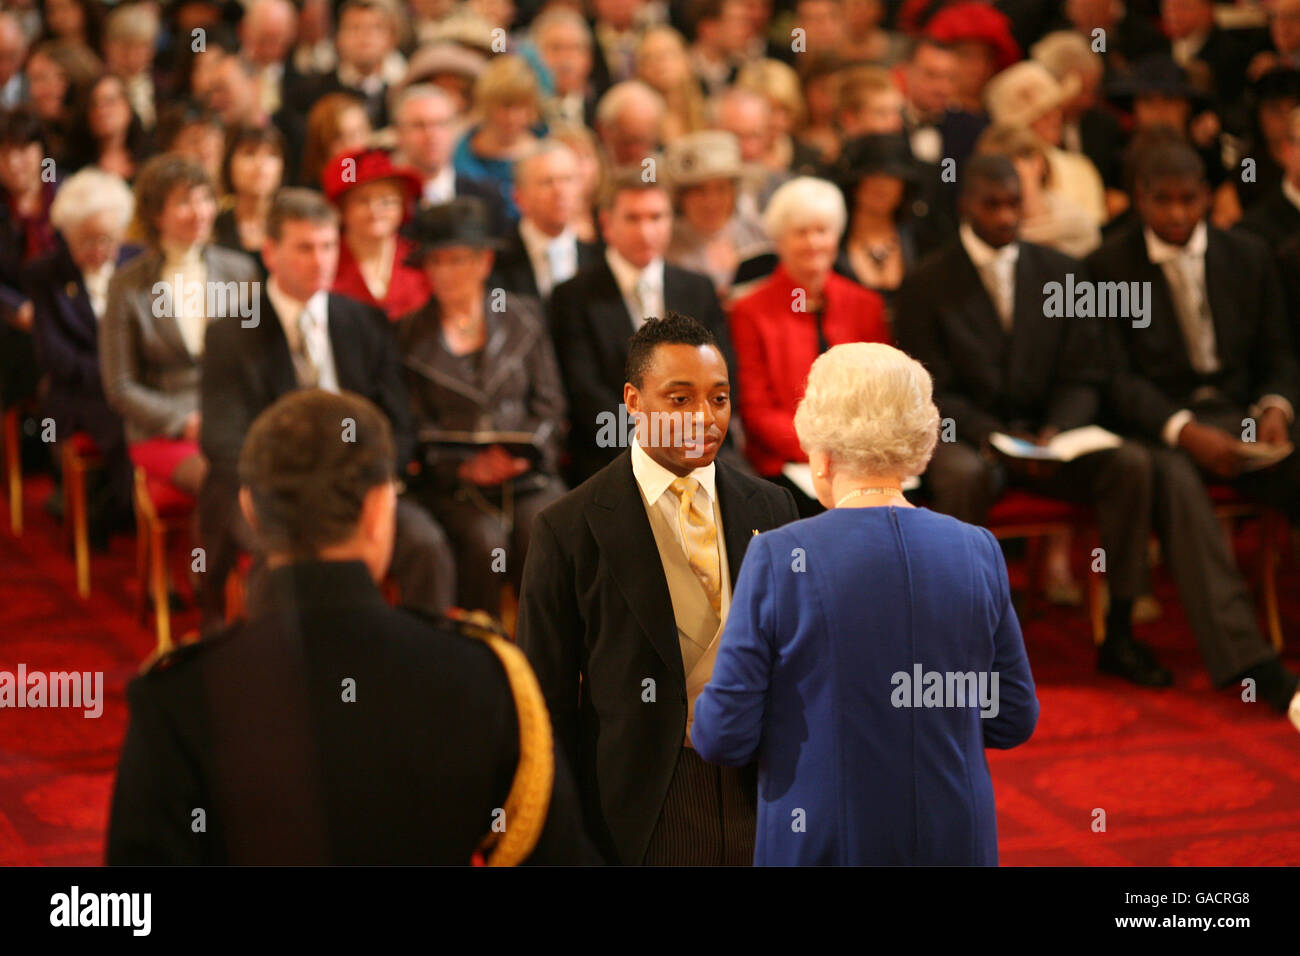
left=1042, top=274, right=1150, bottom=328
left=890, top=664, right=1000, bottom=718
left=50, top=886, right=151, bottom=936
left=151, top=277, right=260, bottom=327
left=0, top=665, right=102, bottom=718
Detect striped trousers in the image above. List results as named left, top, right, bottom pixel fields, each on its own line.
left=641, top=747, right=756, bottom=865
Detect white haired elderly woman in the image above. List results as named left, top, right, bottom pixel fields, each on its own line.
left=692, top=343, right=1039, bottom=865
left=28, top=168, right=141, bottom=542
left=727, top=176, right=889, bottom=515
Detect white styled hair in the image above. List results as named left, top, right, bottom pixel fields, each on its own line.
left=595, top=80, right=666, bottom=128
left=793, top=343, right=940, bottom=479
left=50, top=169, right=135, bottom=234
left=762, top=176, right=846, bottom=242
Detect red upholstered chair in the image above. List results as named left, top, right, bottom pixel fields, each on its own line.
left=62, top=432, right=103, bottom=599
left=1207, top=484, right=1286, bottom=651
left=985, top=490, right=1105, bottom=645
left=133, top=466, right=196, bottom=658
left=3, top=404, right=23, bottom=536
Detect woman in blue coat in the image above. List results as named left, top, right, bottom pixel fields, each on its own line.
left=692, top=343, right=1039, bottom=865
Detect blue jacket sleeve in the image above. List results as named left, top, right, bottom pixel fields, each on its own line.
left=979, top=528, right=1039, bottom=749
left=692, top=531, right=776, bottom=767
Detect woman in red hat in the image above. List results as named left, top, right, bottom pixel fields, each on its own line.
left=321, top=146, right=431, bottom=321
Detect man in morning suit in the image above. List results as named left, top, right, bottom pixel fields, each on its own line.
left=549, top=171, right=738, bottom=483
left=197, top=189, right=454, bottom=632
left=1086, top=140, right=1300, bottom=726
left=109, top=389, right=596, bottom=864
left=516, top=314, right=799, bottom=864
left=895, top=155, right=1165, bottom=687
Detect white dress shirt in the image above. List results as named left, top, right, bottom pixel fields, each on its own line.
left=606, top=248, right=664, bottom=329
left=422, top=165, right=457, bottom=206
left=630, top=437, right=730, bottom=619
left=519, top=218, right=577, bottom=299
left=83, top=263, right=114, bottom=321
left=158, top=242, right=208, bottom=357
left=1284, top=177, right=1300, bottom=214
left=266, top=278, right=339, bottom=393
left=960, top=222, right=1019, bottom=331
left=1146, top=222, right=1295, bottom=444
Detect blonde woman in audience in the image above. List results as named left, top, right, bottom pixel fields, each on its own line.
left=301, top=91, right=372, bottom=187
left=636, top=25, right=706, bottom=142
left=453, top=54, right=541, bottom=221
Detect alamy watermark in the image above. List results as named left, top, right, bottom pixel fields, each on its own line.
left=1042, top=274, right=1151, bottom=328
left=0, top=665, right=103, bottom=718
left=891, top=664, right=1000, bottom=718
left=595, top=404, right=715, bottom=459
left=151, top=278, right=260, bottom=328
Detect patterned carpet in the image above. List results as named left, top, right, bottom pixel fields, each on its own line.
left=1, top=474, right=1298, bottom=866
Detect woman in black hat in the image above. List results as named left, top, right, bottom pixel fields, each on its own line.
left=397, top=196, right=568, bottom=620
left=833, top=133, right=949, bottom=321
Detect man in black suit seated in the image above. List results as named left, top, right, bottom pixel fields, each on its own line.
left=491, top=140, right=601, bottom=305
left=1238, top=104, right=1300, bottom=248
left=108, top=388, right=595, bottom=864
left=392, top=84, right=507, bottom=228
left=901, top=38, right=989, bottom=173
left=1087, top=140, right=1300, bottom=725
left=517, top=314, right=798, bottom=865
left=198, top=188, right=455, bottom=633
left=550, top=170, right=737, bottom=483
left=288, top=0, right=398, bottom=129
left=896, top=155, right=1166, bottom=687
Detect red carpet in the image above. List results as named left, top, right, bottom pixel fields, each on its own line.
left=1, top=474, right=1298, bottom=866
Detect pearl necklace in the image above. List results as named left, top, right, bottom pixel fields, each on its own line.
left=835, top=486, right=906, bottom=508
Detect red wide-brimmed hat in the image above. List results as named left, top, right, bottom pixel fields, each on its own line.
left=923, top=3, right=1022, bottom=74
left=320, top=147, right=425, bottom=208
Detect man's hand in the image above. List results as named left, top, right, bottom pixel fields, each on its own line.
left=457, top=444, right=531, bottom=486
left=1257, top=406, right=1291, bottom=448
left=1178, top=420, right=1248, bottom=478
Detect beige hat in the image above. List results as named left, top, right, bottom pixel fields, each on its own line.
left=664, top=131, right=744, bottom=189
left=984, top=61, right=1082, bottom=128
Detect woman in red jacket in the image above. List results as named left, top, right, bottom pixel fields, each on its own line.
left=322, top=147, right=430, bottom=321
left=728, top=176, right=890, bottom=514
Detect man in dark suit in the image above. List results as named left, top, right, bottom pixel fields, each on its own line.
left=1161, top=0, right=1256, bottom=108
left=901, top=38, right=989, bottom=172
left=1237, top=104, right=1300, bottom=248
left=491, top=140, right=601, bottom=304
left=550, top=172, right=737, bottom=483
left=1087, top=140, right=1300, bottom=724
left=198, top=189, right=455, bottom=632
left=287, top=0, right=398, bottom=128
left=392, top=85, right=507, bottom=228
left=109, top=388, right=595, bottom=864
left=517, top=314, right=799, bottom=865
left=896, top=155, right=1165, bottom=687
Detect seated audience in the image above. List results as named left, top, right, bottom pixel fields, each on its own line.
left=28, top=168, right=140, bottom=541
left=399, top=198, right=568, bottom=616
left=492, top=139, right=601, bottom=303
left=531, top=7, right=599, bottom=130
left=213, top=125, right=286, bottom=277
left=199, top=187, right=455, bottom=631
left=664, top=130, right=768, bottom=301
left=895, top=155, right=1161, bottom=685
left=593, top=79, right=666, bottom=168
left=110, top=387, right=594, bottom=865
left=323, top=147, right=430, bottom=321
left=728, top=176, right=889, bottom=514
left=100, top=154, right=259, bottom=497
left=68, top=73, right=149, bottom=182
left=636, top=26, right=706, bottom=143
left=693, top=343, right=1038, bottom=864
left=452, top=54, right=542, bottom=222
left=1086, top=141, right=1300, bottom=718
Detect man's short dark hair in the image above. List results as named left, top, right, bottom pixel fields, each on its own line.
left=1134, top=139, right=1206, bottom=191
left=238, top=389, right=395, bottom=559
left=960, top=154, right=1019, bottom=197
left=598, top=165, right=668, bottom=211
left=625, top=312, right=720, bottom=389
left=267, top=187, right=340, bottom=240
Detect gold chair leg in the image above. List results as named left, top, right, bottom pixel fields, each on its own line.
left=67, top=448, right=91, bottom=599
left=151, top=520, right=172, bottom=656
left=1262, top=512, right=1283, bottom=653
left=4, top=409, right=20, bottom=536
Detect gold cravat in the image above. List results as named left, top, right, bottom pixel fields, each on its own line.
left=669, top=476, right=721, bottom=616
